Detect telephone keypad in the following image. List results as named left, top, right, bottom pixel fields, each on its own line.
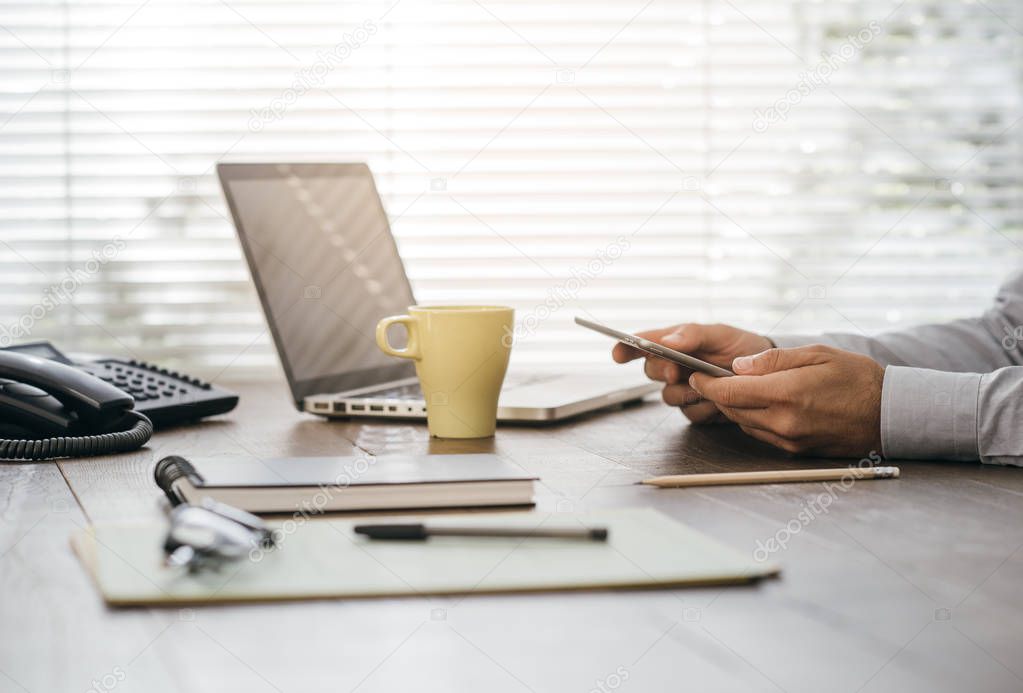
left=79, top=358, right=238, bottom=428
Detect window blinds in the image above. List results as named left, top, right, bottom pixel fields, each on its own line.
left=0, top=0, right=1020, bottom=377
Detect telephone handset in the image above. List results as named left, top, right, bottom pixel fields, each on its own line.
left=0, top=351, right=152, bottom=460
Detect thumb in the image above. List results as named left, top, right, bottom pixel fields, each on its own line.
left=732, top=345, right=832, bottom=375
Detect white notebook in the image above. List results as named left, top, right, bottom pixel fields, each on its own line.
left=154, top=454, right=536, bottom=513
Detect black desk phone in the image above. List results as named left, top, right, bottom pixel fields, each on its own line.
left=0, top=341, right=238, bottom=461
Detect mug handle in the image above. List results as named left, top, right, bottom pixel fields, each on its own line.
left=376, top=315, right=421, bottom=360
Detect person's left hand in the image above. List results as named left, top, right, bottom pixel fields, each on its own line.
left=688, top=344, right=884, bottom=458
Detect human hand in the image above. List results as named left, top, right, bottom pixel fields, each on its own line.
left=611, top=323, right=773, bottom=424
left=688, top=344, right=884, bottom=457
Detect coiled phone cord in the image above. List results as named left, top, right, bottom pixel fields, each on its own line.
left=0, top=411, right=153, bottom=461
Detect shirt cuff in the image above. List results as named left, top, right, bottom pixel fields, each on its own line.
left=880, top=366, right=982, bottom=461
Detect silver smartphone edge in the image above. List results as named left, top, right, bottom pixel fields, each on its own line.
left=574, top=316, right=734, bottom=378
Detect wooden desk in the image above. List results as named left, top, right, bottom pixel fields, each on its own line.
left=2, top=379, right=1022, bottom=693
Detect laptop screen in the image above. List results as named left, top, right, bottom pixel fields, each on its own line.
left=219, top=163, right=416, bottom=403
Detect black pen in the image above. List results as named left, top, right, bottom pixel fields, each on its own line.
left=354, top=523, right=609, bottom=542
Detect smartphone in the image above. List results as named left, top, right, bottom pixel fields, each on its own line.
left=574, top=316, right=734, bottom=377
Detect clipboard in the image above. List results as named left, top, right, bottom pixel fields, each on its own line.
left=72, top=508, right=779, bottom=606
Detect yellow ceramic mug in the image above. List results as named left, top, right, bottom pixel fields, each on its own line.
left=375, top=306, right=513, bottom=438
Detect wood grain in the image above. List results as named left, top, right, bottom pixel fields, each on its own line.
left=2, top=379, right=1021, bottom=693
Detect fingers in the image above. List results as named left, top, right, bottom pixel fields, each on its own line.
left=680, top=400, right=724, bottom=424
left=658, top=324, right=708, bottom=354
left=645, top=357, right=685, bottom=384
left=614, top=323, right=703, bottom=384
left=688, top=372, right=776, bottom=408
left=717, top=404, right=806, bottom=442
left=688, top=345, right=830, bottom=409
left=611, top=324, right=682, bottom=363
left=732, top=344, right=832, bottom=375
left=661, top=383, right=703, bottom=407
left=612, top=341, right=642, bottom=363
left=612, top=323, right=713, bottom=364
left=720, top=405, right=807, bottom=452
left=644, top=357, right=662, bottom=381
left=716, top=404, right=772, bottom=431
left=738, top=425, right=801, bottom=454
left=661, top=384, right=723, bottom=424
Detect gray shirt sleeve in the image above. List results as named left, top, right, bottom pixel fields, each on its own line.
left=771, top=271, right=1023, bottom=466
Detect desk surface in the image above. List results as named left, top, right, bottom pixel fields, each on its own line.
left=2, top=379, right=1022, bottom=693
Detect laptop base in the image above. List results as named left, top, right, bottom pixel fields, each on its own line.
left=304, top=373, right=658, bottom=423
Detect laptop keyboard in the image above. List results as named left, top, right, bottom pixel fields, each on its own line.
left=353, top=373, right=561, bottom=400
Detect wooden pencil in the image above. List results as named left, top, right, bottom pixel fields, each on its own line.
left=639, top=466, right=900, bottom=488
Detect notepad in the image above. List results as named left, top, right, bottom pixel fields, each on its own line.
left=72, top=508, right=779, bottom=606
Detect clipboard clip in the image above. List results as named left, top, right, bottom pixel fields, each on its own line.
left=163, top=498, right=277, bottom=573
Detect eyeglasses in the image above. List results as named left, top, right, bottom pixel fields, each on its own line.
left=163, top=498, right=277, bottom=573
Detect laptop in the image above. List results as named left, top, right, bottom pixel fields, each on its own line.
left=217, top=162, right=656, bottom=422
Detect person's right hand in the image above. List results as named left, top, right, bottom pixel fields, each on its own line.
left=611, top=323, right=773, bottom=423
